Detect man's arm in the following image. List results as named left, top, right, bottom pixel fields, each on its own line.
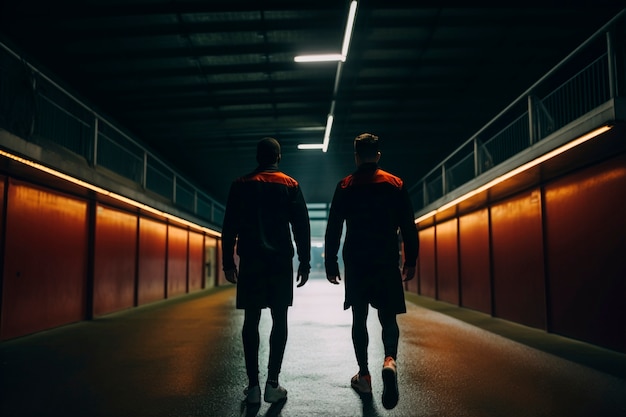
left=398, top=186, right=419, bottom=281
left=290, top=186, right=311, bottom=287
left=221, top=183, right=239, bottom=281
left=324, top=185, right=344, bottom=284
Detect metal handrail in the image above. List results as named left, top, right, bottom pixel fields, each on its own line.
left=408, top=9, right=625, bottom=211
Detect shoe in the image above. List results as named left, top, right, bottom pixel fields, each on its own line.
left=350, top=373, right=372, bottom=395
left=264, top=382, right=287, bottom=403
left=243, top=385, right=261, bottom=404
left=382, top=356, right=398, bottom=409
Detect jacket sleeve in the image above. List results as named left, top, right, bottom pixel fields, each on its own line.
left=290, top=185, right=311, bottom=271
left=221, top=182, right=239, bottom=271
left=324, top=184, right=344, bottom=276
left=398, top=185, right=419, bottom=267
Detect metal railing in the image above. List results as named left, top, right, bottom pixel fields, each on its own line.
left=409, top=10, right=624, bottom=212
left=0, top=40, right=225, bottom=226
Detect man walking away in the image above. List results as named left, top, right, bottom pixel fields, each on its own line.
left=222, top=137, right=311, bottom=405
left=325, top=133, right=419, bottom=410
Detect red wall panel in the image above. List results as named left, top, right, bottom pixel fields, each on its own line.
left=544, top=154, right=626, bottom=351
left=459, top=209, right=492, bottom=314
left=188, top=231, right=204, bottom=292
left=205, top=236, right=217, bottom=289
left=93, top=205, right=137, bottom=316
left=217, top=238, right=227, bottom=286
left=436, top=219, right=459, bottom=304
left=491, top=189, right=546, bottom=329
left=1, top=181, right=88, bottom=339
left=167, top=225, right=188, bottom=297
left=137, top=217, right=166, bottom=305
left=418, top=226, right=437, bottom=298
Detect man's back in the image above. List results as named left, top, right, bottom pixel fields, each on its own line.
left=222, top=165, right=310, bottom=269
left=326, top=162, right=418, bottom=268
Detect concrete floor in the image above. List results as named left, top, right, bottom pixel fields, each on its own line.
left=0, top=273, right=624, bottom=417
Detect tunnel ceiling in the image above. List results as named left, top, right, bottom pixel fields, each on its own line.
left=0, top=1, right=623, bottom=205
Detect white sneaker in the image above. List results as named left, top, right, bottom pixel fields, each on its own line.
left=264, top=382, right=287, bottom=403
left=243, top=385, right=261, bottom=404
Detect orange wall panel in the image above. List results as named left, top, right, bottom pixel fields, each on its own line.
left=491, top=189, right=546, bottom=329
left=436, top=219, right=459, bottom=304
left=459, top=209, right=492, bottom=314
left=1, top=181, right=88, bottom=339
left=167, top=225, right=188, bottom=297
left=93, top=205, right=137, bottom=316
left=205, top=236, right=217, bottom=289
left=418, top=226, right=436, bottom=298
left=137, top=217, right=166, bottom=305
left=544, top=154, right=626, bottom=351
left=188, top=231, right=204, bottom=291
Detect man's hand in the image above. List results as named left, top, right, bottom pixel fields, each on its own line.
left=402, top=265, right=416, bottom=282
left=296, top=271, right=309, bottom=288
left=224, top=268, right=238, bottom=284
left=327, top=274, right=341, bottom=285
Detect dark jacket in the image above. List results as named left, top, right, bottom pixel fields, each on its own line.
left=222, top=164, right=311, bottom=272
left=325, top=162, right=418, bottom=276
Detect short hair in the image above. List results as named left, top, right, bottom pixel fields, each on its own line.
left=354, top=133, right=379, bottom=159
left=256, top=137, right=281, bottom=165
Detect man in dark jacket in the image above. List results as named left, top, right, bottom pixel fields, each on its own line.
left=325, top=133, right=418, bottom=410
left=222, top=137, right=311, bottom=405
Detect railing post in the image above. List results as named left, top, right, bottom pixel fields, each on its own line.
left=422, top=181, right=428, bottom=207
left=473, top=137, right=479, bottom=176
left=527, top=94, right=536, bottom=145
left=92, top=116, right=99, bottom=167
left=606, top=30, right=617, bottom=99
left=441, top=164, right=447, bottom=195
left=173, top=174, right=177, bottom=204
left=142, top=151, right=147, bottom=189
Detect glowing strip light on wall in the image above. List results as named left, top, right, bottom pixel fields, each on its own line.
left=0, top=149, right=222, bottom=237
left=414, top=124, right=613, bottom=224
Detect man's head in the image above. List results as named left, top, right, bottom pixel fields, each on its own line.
left=354, top=133, right=381, bottom=166
left=256, top=137, right=281, bottom=165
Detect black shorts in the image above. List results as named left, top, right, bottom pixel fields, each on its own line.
left=344, top=263, right=406, bottom=314
left=236, top=255, right=294, bottom=309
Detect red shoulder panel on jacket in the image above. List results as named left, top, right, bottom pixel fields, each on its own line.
left=238, top=171, right=299, bottom=187
left=340, top=169, right=403, bottom=189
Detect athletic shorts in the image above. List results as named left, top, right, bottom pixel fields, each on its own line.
left=344, top=263, right=407, bottom=314
left=236, top=255, right=294, bottom=309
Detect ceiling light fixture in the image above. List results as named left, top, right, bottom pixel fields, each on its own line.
left=297, top=0, right=358, bottom=152
left=294, top=54, right=345, bottom=63
left=341, top=0, right=358, bottom=57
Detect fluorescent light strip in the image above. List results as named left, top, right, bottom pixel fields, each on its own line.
left=0, top=149, right=222, bottom=237
left=414, top=125, right=613, bottom=224
left=341, top=1, right=358, bottom=57
left=294, top=54, right=345, bottom=63
left=322, top=114, right=334, bottom=153
left=296, top=1, right=358, bottom=152
left=297, top=143, right=324, bottom=150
